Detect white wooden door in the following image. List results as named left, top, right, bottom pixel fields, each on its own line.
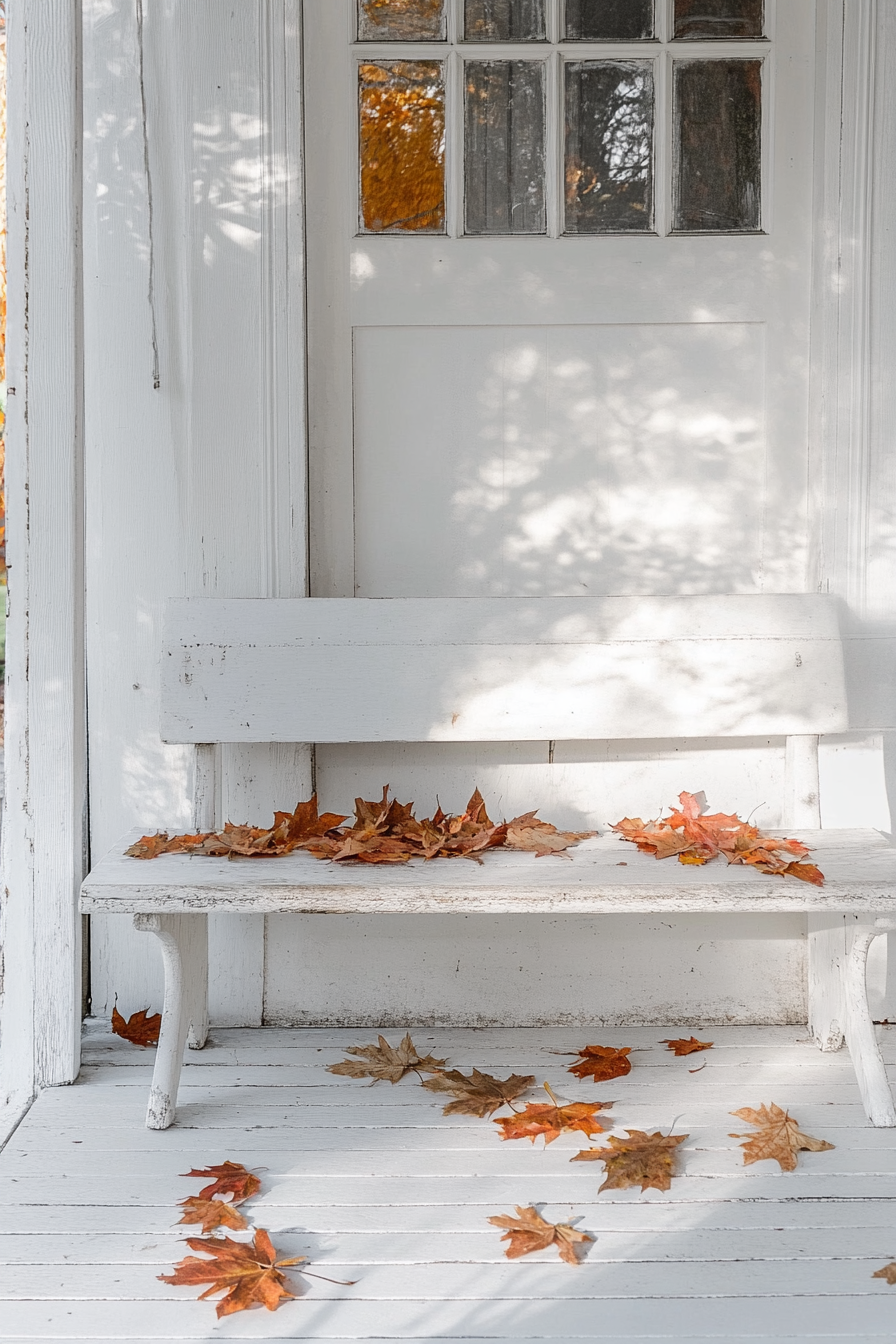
left=288, top=0, right=823, bottom=1027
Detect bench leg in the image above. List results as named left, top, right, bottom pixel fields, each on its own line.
left=134, top=913, right=209, bottom=1129
left=808, top=915, right=846, bottom=1052
left=842, top=920, right=896, bottom=1127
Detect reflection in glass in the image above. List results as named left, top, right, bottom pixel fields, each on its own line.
left=465, top=0, right=546, bottom=41
left=359, top=63, right=446, bottom=233
left=565, top=0, right=654, bottom=41
left=673, top=0, right=763, bottom=39
left=358, top=0, right=446, bottom=41
left=465, top=62, right=546, bottom=235
left=565, top=61, right=654, bottom=233
left=673, top=59, right=761, bottom=232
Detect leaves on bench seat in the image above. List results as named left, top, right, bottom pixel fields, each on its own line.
left=176, top=1197, right=249, bottom=1234
left=611, top=789, right=824, bottom=884
left=182, top=1162, right=262, bottom=1205
left=126, top=787, right=595, bottom=864
left=661, top=1036, right=714, bottom=1056
left=159, top=1229, right=306, bottom=1318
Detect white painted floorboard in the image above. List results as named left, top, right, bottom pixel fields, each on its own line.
left=3, top=1025, right=896, bottom=1339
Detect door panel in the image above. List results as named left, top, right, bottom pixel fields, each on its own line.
left=354, top=321, right=765, bottom=596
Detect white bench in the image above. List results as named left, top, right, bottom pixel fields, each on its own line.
left=80, top=595, right=896, bottom=1130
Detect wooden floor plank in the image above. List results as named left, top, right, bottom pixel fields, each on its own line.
left=4, top=1025, right=896, bottom=1341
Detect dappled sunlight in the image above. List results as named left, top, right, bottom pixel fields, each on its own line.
left=355, top=324, right=766, bottom=598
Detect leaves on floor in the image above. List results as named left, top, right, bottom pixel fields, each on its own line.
left=421, top=1068, right=536, bottom=1117
left=111, top=1004, right=161, bottom=1048
left=729, top=1103, right=835, bottom=1171
left=160, top=1229, right=306, bottom=1318
left=494, top=1084, right=611, bottom=1145
left=126, top=787, right=595, bottom=864
left=182, top=1161, right=262, bottom=1205
left=873, top=1262, right=896, bottom=1284
left=327, top=1033, right=447, bottom=1083
left=489, top=1205, right=593, bottom=1265
left=572, top=1130, right=689, bottom=1193
left=568, top=1044, right=633, bottom=1083
left=176, top=1197, right=249, bottom=1234
left=661, top=1036, right=714, bottom=1056
left=611, top=789, right=824, bottom=884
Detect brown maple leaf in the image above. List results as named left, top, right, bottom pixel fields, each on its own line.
left=421, top=1068, right=535, bottom=1117
left=494, top=1084, right=610, bottom=1145
left=159, top=1229, right=305, bottom=1317
left=505, top=812, right=595, bottom=859
left=488, top=1206, right=593, bottom=1265
left=611, top=791, right=824, bottom=884
left=873, top=1262, right=896, bottom=1284
left=572, top=1129, right=688, bottom=1193
left=182, top=1161, right=262, bottom=1206
left=568, top=1044, right=632, bottom=1083
left=125, top=833, right=172, bottom=859
left=176, top=1197, right=248, bottom=1234
left=661, top=1037, right=713, bottom=1056
left=729, top=1103, right=835, bottom=1172
left=327, top=1033, right=447, bottom=1083
left=111, top=1004, right=161, bottom=1047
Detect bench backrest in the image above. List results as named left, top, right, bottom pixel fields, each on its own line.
left=160, top=595, right=848, bottom=745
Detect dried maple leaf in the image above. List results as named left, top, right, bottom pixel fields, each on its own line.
left=327, top=1033, right=447, bottom=1084
left=572, top=1129, right=688, bottom=1193
left=111, top=1004, right=161, bottom=1047
left=505, top=812, right=595, bottom=859
left=729, top=1103, right=835, bottom=1172
left=488, top=1206, right=592, bottom=1265
left=421, top=1068, right=535, bottom=1117
left=611, top=791, right=824, bottom=884
left=177, top=1197, right=248, bottom=1234
left=494, top=1083, right=610, bottom=1145
left=661, top=1037, right=713, bottom=1056
left=182, top=1161, right=262, bottom=1206
left=568, top=1044, right=632, bottom=1083
left=873, top=1262, right=896, bottom=1284
left=159, top=1229, right=305, bottom=1318
left=125, top=833, right=174, bottom=859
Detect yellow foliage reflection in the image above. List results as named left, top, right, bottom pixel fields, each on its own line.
left=359, top=0, right=445, bottom=41
left=360, top=62, right=445, bottom=233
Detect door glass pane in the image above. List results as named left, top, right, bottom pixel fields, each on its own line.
left=673, top=0, right=763, bottom=40
left=673, top=59, right=761, bottom=232
left=464, top=0, right=546, bottom=41
left=465, top=61, right=546, bottom=235
left=358, top=0, right=446, bottom=41
left=565, top=0, right=654, bottom=41
left=565, top=61, right=654, bottom=234
left=359, top=62, right=446, bottom=233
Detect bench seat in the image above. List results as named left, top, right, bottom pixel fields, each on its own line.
left=83, top=826, right=896, bottom=1132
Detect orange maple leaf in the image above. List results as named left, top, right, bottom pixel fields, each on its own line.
left=488, top=1206, right=592, bottom=1265
left=494, top=1084, right=610, bottom=1145
left=729, top=1103, right=835, bottom=1171
left=572, top=1129, right=689, bottom=1192
left=611, top=791, right=824, bottom=884
left=176, top=1197, right=248, bottom=1234
left=568, top=1044, right=632, bottom=1083
left=159, top=1229, right=304, bottom=1317
left=182, top=1162, right=261, bottom=1206
left=660, top=1037, right=713, bottom=1056
left=111, top=1004, right=161, bottom=1047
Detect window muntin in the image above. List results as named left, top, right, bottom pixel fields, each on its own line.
left=356, top=0, right=768, bottom=237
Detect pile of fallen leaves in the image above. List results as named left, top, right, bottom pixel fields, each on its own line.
left=160, top=1160, right=353, bottom=1317
left=612, top=790, right=824, bottom=885
left=126, top=788, right=594, bottom=865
